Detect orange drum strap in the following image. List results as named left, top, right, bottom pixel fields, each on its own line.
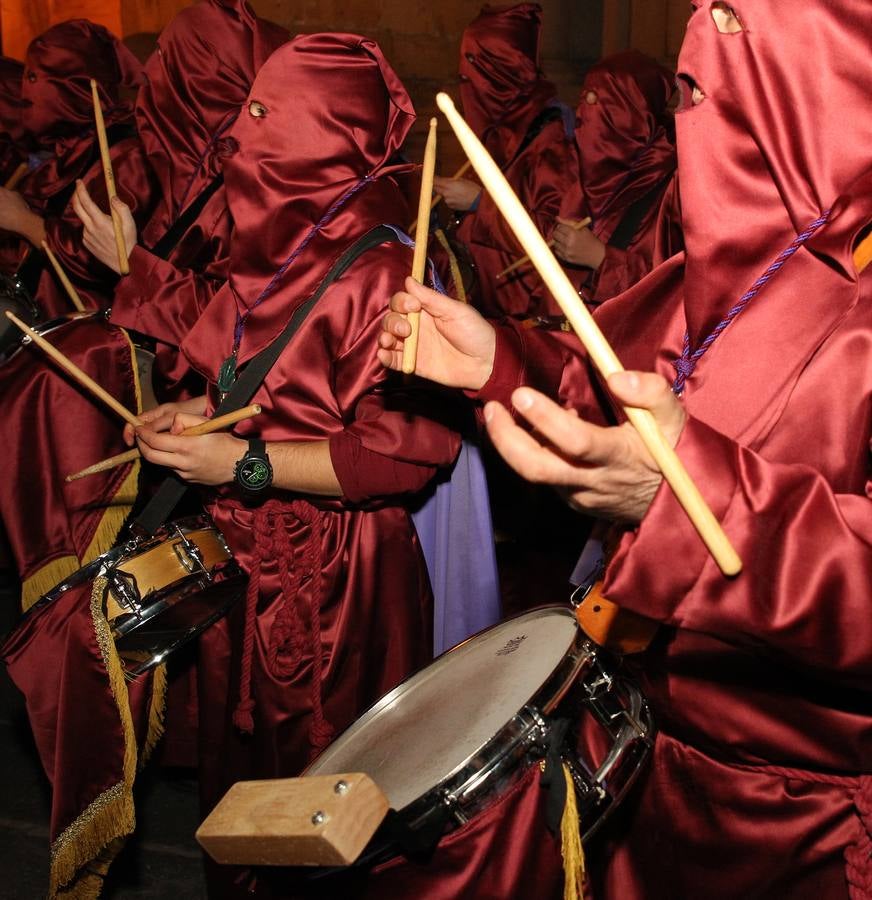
left=574, top=525, right=659, bottom=654
left=574, top=581, right=659, bottom=655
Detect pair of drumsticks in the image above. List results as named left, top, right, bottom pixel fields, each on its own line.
left=403, top=96, right=741, bottom=578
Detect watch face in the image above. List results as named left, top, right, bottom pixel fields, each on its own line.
left=238, top=456, right=271, bottom=491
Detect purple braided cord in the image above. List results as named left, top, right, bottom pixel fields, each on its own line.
left=232, top=174, right=375, bottom=351
left=672, top=209, right=831, bottom=394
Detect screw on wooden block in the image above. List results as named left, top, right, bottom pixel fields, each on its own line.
left=311, top=810, right=327, bottom=826
left=334, top=780, right=349, bottom=795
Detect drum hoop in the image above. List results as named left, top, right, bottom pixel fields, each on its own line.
left=307, top=607, right=590, bottom=805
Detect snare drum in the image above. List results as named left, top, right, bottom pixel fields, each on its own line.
left=23, top=515, right=245, bottom=676
left=307, top=606, right=653, bottom=847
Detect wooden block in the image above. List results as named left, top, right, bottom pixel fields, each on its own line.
left=196, top=772, right=389, bottom=867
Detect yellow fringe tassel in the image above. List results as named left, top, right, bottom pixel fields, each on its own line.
left=433, top=227, right=468, bottom=303
left=140, top=663, right=167, bottom=770
left=48, top=576, right=139, bottom=899
left=560, top=762, right=585, bottom=900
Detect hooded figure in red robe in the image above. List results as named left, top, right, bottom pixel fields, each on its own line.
left=0, top=19, right=155, bottom=317
left=380, top=0, right=872, bottom=896
left=554, top=50, right=677, bottom=305
left=441, top=3, right=582, bottom=319
left=105, top=0, right=288, bottom=398
left=129, top=37, right=461, bottom=884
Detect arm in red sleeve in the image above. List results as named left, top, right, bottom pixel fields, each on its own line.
left=326, top=256, right=462, bottom=506
left=588, top=244, right=654, bottom=304
left=110, top=191, right=231, bottom=344
left=604, top=414, right=872, bottom=687
left=473, top=318, right=604, bottom=424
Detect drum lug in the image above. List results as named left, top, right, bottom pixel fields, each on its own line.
left=108, top=567, right=143, bottom=617
left=172, top=526, right=208, bottom=577
left=439, top=790, right=468, bottom=826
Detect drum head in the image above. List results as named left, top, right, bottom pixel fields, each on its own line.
left=307, top=607, right=582, bottom=812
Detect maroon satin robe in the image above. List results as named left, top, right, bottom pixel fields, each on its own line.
left=454, top=3, right=583, bottom=319
left=561, top=51, right=677, bottom=306
left=463, top=0, right=872, bottom=889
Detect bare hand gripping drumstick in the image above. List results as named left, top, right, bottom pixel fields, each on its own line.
left=408, top=159, right=472, bottom=233
left=497, top=216, right=593, bottom=280
left=436, top=92, right=742, bottom=577
left=401, top=117, right=438, bottom=375
left=66, top=404, right=263, bottom=481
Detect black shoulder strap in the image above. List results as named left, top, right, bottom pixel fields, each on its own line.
left=132, top=224, right=401, bottom=535
left=16, top=122, right=139, bottom=297
left=607, top=173, right=672, bottom=252
left=148, top=175, right=225, bottom=261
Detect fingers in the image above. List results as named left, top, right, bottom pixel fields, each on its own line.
left=607, top=370, right=686, bottom=443
left=483, top=399, right=593, bottom=487
left=508, top=387, right=621, bottom=467
left=170, top=412, right=208, bottom=435
left=74, top=180, right=102, bottom=221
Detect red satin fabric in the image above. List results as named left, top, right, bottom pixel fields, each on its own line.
left=0, top=317, right=140, bottom=584
left=135, top=0, right=286, bottom=248
left=112, top=0, right=286, bottom=397
left=19, top=20, right=142, bottom=211
left=2, top=579, right=157, bottom=850
left=459, top=3, right=556, bottom=169
left=565, top=51, right=677, bottom=303
left=0, top=55, right=27, bottom=181
left=472, top=1, right=872, bottom=894
left=179, top=37, right=460, bottom=839
left=247, top=764, right=564, bottom=900
left=455, top=5, right=581, bottom=318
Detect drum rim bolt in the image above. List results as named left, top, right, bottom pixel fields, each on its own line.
left=333, top=780, right=348, bottom=795
left=311, top=810, right=327, bottom=826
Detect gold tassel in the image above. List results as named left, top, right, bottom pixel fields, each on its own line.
left=140, top=663, right=167, bottom=769
left=48, top=576, right=139, bottom=899
left=433, top=227, right=468, bottom=303
left=560, top=762, right=585, bottom=900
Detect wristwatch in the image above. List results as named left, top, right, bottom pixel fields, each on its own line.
left=234, top=438, right=273, bottom=495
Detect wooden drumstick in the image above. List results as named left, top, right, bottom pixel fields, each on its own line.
left=402, top=117, right=438, bottom=375
left=409, top=159, right=471, bottom=232
left=3, top=162, right=28, bottom=191
left=90, top=79, right=129, bottom=275
left=436, top=92, right=742, bottom=577
left=4, top=309, right=142, bottom=428
left=41, top=241, right=86, bottom=312
left=66, top=404, right=263, bottom=481
left=497, top=216, right=593, bottom=280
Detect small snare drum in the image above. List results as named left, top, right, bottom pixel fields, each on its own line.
left=307, top=606, right=653, bottom=846
left=24, top=515, right=245, bottom=676
left=0, top=272, right=41, bottom=364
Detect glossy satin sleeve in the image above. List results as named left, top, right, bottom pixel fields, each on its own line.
left=42, top=138, right=158, bottom=307
left=589, top=244, right=654, bottom=304
left=474, top=318, right=602, bottom=421
left=605, top=414, right=872, bottom=687
left=110, top=196, right=231, bottom=344
left=329, top=312, right=461, bottom=505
